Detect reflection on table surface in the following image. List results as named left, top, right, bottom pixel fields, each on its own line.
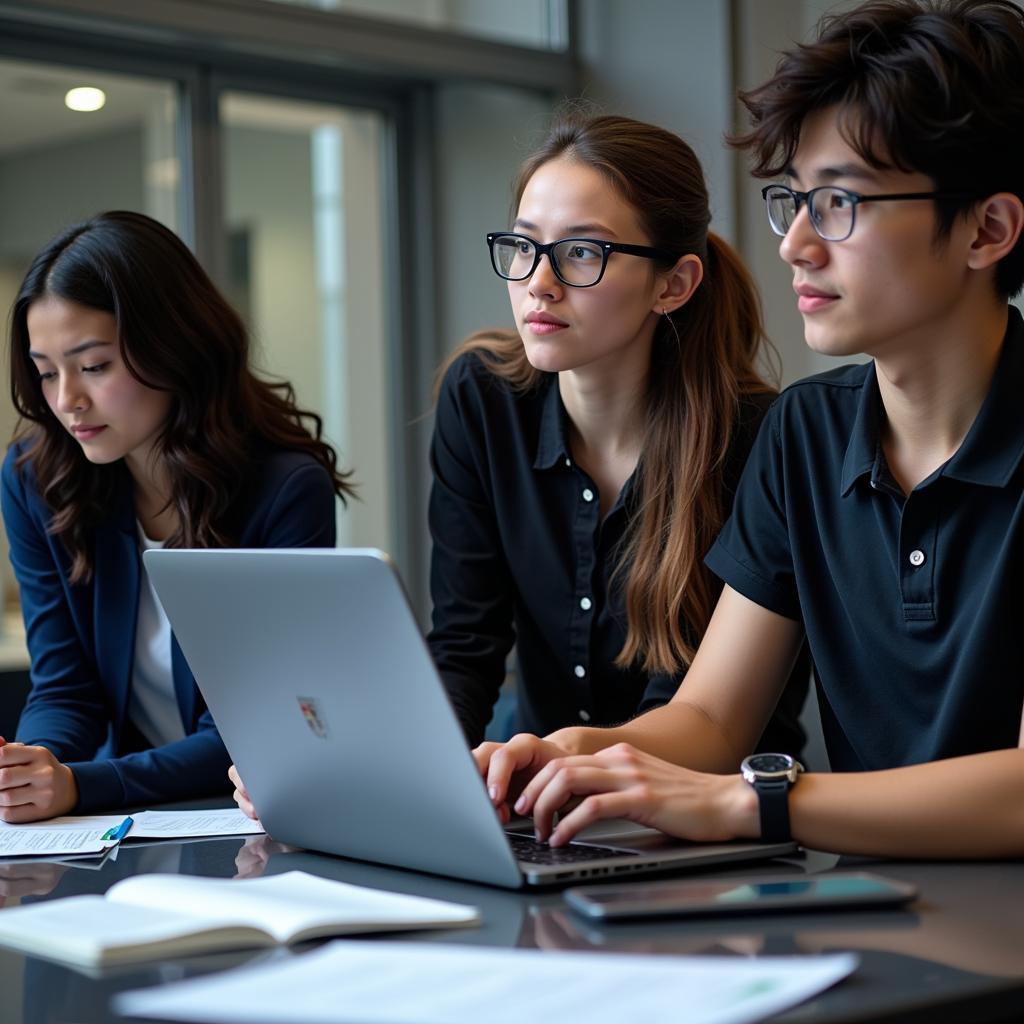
left=1, top=833, right=1023, bottom=1024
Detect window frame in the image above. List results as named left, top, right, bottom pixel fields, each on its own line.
left=0, top=0, right=579, bottom=613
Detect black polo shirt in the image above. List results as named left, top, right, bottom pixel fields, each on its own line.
left=428, top=352, right=808, bottom=752
left=706, top=307, right=1024, bottom=772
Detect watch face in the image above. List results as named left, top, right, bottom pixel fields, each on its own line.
left=748, top=754, right=794, bottom=773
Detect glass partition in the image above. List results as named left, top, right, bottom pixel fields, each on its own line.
left=221, top=92, right=392, bottom=551
left=0, top=55, right=180, bottom=619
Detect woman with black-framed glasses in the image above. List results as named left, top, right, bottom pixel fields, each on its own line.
left=427, top=113, right=810, bottom=819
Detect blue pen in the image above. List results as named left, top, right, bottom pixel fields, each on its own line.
left=101, top=816, right=134, bottom=842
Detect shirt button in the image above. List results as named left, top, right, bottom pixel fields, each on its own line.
left=578, top=709, right=591, bottom=722
left=582, top=488, right=594, bottom=502
left=564, top=457, right=572, bottom=468
left=574, top=664, right=586, bottom=678
left=580, top=596, right=593, bottom=611
left=908, top=549, right=926, bottom=567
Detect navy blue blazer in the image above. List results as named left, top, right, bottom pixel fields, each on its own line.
left=1, top=445, right=337, bottom=813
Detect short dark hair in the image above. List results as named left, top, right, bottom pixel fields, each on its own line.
left=732, top=0, right=1024, bottom=297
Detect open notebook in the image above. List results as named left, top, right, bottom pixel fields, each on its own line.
left=0, top=870, right=479, bottom=967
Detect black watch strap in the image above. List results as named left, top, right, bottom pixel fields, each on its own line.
left=754, top=778, right=793, bottom=843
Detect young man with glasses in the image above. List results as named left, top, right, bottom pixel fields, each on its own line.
left=480, top=0, right=1024, bottom=859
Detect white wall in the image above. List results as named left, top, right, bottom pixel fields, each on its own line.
left=577, top=0, right=736, bottom=242
left=575, top=0, right=868, bottom=386
left=433, top=83, right=553, bottom=354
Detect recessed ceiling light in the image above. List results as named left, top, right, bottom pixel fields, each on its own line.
left=65, top=87, right=106, bottom=112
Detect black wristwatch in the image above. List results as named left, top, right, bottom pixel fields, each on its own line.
left=740, top=753, right=804, bottom=843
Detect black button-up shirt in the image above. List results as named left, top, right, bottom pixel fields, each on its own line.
left=428, top=352, right=808, bottom=751
left=707, top=307, right=1024, bottom=771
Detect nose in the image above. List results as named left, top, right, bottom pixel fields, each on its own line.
left=527, top=252, right=563, bottom=300
left=778, top=203, right=828, bottom=270
left=55, top=375, right=89, bottom=415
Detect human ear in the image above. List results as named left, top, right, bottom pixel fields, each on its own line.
left=653, top=254, right=703, bottom=315
left=966, top=193, right=1024, bottom=273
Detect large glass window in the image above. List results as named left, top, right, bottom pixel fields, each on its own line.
left=221, top=92, right=392, bottom=552
left=0, top=56, right=180, bottom=619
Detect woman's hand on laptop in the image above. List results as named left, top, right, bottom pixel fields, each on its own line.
left=516, top=743, right=760, bottom=847
left=473, top=733, right=575, bottom=824
left=228, top=764, right=258, bottom=821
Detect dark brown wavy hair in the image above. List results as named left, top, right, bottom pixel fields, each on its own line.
left=731, top=0, right=1024, bottom=298
left=438, top=114, right=774, bottom=673
left=9, top=210, right=355, bottom=582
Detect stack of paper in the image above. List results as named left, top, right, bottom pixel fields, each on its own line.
left=0, top=808, right=262, bottom=860
left=115, top=942, right=858, bottom=1024
left=0, top=821, right=118, bottom=859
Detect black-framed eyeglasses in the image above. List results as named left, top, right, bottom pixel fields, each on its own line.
left=487, top=232, right=678, bottom=288
left=761, top=184, right=977, bottom=242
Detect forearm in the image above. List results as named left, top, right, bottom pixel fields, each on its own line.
left=70, top=728, right=232, bottom=813
left=16, top=696, right=107, bottom=762
left=547, top=700, right=743, bottom=773
left=791, top=749, right=1024, bottom=859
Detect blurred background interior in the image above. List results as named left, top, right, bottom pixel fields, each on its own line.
left=0, top=0, right=873, bottom=624
left=6, top=0, right=982, bottom=763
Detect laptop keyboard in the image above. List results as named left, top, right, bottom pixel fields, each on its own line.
left=507, top=833, right=639, bottom=865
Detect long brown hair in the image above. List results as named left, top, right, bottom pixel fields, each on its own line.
left=9, top=210, right=355, bottom=583
left=439, top=114, right=774, bottom=673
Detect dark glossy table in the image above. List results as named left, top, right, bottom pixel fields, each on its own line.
left=1, top=825, right=1023, bottom=1024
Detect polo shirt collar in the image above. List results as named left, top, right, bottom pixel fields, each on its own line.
left=840, top=306, right=1024, bottom=496
left=533, top=374, right=571, bottom=470
left=840, top=362, right=883, bottom=496
left=941, top=307, right=1024, bottom=487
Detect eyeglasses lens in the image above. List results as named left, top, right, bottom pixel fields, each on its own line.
left=491, top=235, right=607, bottom=286
left=550, top=239, right=605, bottom=286
left=765, top=187, right=854, bottom=241
left=765, top=188, right=797, bottom=236
left=493, top=235, right=535, bottom=279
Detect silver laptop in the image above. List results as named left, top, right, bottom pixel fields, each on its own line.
left=144, top=548, right=795, bottom=889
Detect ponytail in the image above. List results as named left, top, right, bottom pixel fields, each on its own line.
left=439, top=113, right=775, bottom=674
left=614, top=232, right=774, bottom=672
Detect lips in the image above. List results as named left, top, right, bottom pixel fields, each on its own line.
left=525, top=310, right=569, bottom=335
left=70, top=424, right=107, bottom=441
left=794, top=284, right=839, bottom=315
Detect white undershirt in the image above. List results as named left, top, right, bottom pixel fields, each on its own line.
left=129, top=525, right=185, bottom=747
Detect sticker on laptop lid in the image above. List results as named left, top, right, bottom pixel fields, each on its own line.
left=297, top=697, right=329, bottom=739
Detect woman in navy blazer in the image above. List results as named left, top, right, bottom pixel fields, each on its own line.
left=0, top=211, right=354, bottom=820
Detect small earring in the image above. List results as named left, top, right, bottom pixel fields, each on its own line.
left=661, top=307, right=682, bottom=347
